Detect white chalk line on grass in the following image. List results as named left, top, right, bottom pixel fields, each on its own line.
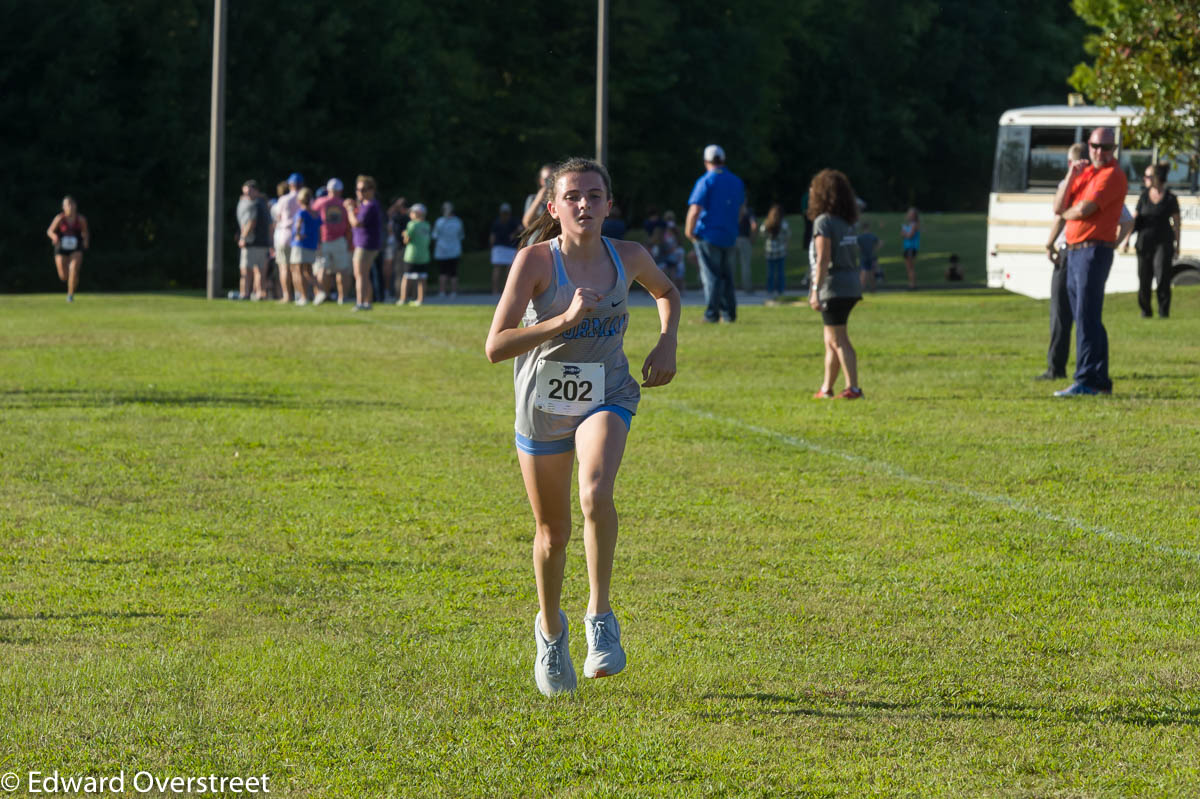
left=667, top=401, right=1200, bottom=566
left=365, top=318, right=1198, bottom=565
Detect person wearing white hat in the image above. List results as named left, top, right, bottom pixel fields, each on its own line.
left=398, top=203, right=431, bottom=306
left=685, top=145, right=745, bottom=323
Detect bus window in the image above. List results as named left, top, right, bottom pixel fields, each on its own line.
left=1028, top=127, right=1077, bottom=187
left=1161, top=153, right=1196, bottom=191
left=1119, top=148, right=1154, bottom=185
left=993, top=125, right=1030, bottom=192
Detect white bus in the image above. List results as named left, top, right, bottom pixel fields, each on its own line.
left=987, top=105, right=1200, bottom=299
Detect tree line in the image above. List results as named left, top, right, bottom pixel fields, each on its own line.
left=1, top=0, right=1085, bottom=292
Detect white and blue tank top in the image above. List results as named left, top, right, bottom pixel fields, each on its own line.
left=513, top=237, right=640, bottom=442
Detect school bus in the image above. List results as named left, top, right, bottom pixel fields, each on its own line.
left=987, top=105, right=1200, bottom=299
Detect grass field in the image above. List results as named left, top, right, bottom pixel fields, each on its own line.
left=3, top=243, right=1200, bottom=795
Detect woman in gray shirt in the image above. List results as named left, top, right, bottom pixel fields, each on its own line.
left=807, top=169, right=864, bottom=399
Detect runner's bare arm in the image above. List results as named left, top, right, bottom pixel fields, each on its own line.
left=80, top=216, right=90, bottom=249
left=617, top=241, right=679, bottom=387
left=47, top=214, right=62, bottom=243
left=485, top=246, right=602, bottom=363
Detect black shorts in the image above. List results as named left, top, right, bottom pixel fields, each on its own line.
left=903, top=247, right=919, bottom=258
left=821, top=297, right=859, bottom=326
left=54, top=245, right=81, bottom=256
left=436, top=257, right=459, bottom=278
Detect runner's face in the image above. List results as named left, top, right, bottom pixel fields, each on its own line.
left=62, top=198, right=75, bottom=215
left=549, top=171, right=610, bottom=235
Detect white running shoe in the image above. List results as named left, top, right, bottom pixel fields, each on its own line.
left=583, top=610, right=626, bottom=678
left=313, top=290, right=327, bottom=306
left=534, top=610, right=576, bottom=696
left=295, top=296, right=308, bottom=306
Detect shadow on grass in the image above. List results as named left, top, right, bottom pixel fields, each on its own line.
left=0, top=388, right=401, bottom=411
left=708, top=691, right=1200, bottom=728
left=0, top=610, right=199, bottom=621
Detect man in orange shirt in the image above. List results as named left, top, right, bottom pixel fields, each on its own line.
left=1050, top=127, right=1128, bottom=396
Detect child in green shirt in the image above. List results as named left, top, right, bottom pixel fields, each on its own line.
left=398, top=203, right=432, bottom=306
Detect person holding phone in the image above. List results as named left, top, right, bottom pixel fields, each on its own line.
left=522, top=163, right=555, bottom=231
left=1051, top=127, right=1128, bottom=396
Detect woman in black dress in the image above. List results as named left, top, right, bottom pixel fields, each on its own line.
left=1126, top=163, right=1181, bottom=318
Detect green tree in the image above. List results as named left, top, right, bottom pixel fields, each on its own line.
left=0, top=0, right=1090, bottom=291
left=1070, top=0, right=1200, bottom=158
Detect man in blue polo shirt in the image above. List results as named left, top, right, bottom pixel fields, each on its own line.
left=686, top=144, right=746, bottom=323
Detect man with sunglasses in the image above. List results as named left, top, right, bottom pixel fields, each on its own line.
left=1050, top=127, right=1128, bottom=396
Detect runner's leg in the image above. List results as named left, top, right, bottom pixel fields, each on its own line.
left=518, top=448, right=575, bottom=639
left=67, top=253, right=82, bottom=297
left=573, top=411, right=629, bottom=616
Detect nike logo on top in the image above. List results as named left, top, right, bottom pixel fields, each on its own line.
left=611, top=300, right=623, bottom=307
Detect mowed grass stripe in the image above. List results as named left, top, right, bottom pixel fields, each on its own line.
left=667, top=399, right=1200, bottom=566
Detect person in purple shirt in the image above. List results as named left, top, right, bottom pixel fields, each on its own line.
left=345, top=174, right=383, bottom=311
left=685, top=144, right=745, bottom=323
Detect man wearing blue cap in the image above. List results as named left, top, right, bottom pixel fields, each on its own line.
left=686, top=145, right=745, bottom=323
left=271, top=172, right=304, bottom=302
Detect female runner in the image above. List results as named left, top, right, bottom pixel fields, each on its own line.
left=485, top=158, right=680, bottom=696
left=46, top=196, right=90, bottom=302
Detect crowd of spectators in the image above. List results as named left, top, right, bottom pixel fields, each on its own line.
left=233, top=172, right=470, bottom=311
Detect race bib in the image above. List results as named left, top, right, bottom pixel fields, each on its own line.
left=534, top=360, right=604, bottom=416
left=60, top=235, right=78, bottom=250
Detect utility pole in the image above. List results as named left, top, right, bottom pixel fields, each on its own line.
left=595, top=0, right=609, bottom=166
left=205, top=0, right=228, bottom=299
